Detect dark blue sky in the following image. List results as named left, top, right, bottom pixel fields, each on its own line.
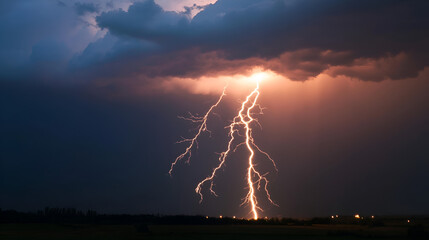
left=1, top=0, right=429, bottom=218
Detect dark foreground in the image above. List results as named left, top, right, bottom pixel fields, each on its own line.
left=1, top=223, right=429, bottom=240
left=1, top=209, right=428, bottom=240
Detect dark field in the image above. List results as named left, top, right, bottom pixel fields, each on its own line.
left=1, top=223, right=428, bottom=240
left=1, top=209, right=428, bottom=240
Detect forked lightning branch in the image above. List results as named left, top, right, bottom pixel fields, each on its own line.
left=169, top=72, right=278, bottom=220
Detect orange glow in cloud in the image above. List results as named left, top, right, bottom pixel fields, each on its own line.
left=160, top=68, right=280, bottom=95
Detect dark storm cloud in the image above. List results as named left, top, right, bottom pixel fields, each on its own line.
left=74, top=2, right=100, bottom=16
left=0, top=0, right=94, bottom=81
left=97, top=0, right=188, bottom=41
left=182, top=4, right=207, bottom=16
left=87, top=0, right=429, bottom=81
left=2, top=0, right=428, bottom=83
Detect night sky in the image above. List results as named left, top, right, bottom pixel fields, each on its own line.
left=1, top=0, right=429, bottom=219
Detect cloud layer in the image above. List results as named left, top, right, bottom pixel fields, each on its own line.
left=90, top=0, right=429, bottom=82
left=1, top=0, right=429, bottom=89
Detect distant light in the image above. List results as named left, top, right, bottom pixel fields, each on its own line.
left=331, top=216, right=334, bottom=219
left=354, top=214, right=360, bottom=219
left=219, top=215, right=223, bottom=219
left=336, top=215, right=339, bottom=218
left=205, top=216, right=209, bottom=219
left=407, top=219, right=410, bottom=223
left=250, top=72, right=269, bottom=83
left=264, top=216, right=268, bottom=220
left=371, top=216, right=375, bottom=219
left=233, top=216, right=236, bottom=219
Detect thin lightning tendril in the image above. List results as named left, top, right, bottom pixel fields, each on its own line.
left=170, top=78, right=277, bottom=220
left=169, top=84, right=228, bottom=176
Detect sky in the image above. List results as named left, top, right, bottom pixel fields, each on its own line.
left=1, top=0, right=429, bottom=218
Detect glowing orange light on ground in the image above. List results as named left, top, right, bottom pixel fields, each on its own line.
left=170, top=72, right=277, bottom=219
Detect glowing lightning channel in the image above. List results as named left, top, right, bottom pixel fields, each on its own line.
left=238, top=79, right=278, bottom=220
left=171, top=73, right=277, bottom=220
left=169, top=84, right=228, bottom=176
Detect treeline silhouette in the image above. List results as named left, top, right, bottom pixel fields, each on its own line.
left=0, top=208, right=331, bottom=225
left=2, top=208, right=428, bottom=238
left=1, top=208, right=427, bottom=228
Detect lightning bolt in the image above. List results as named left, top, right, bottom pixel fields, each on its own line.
left=169, top=84, right=228, bottom=176
left=170, top=74, right=277, bottom=220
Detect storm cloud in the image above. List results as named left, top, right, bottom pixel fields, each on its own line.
left=1, top=0, right=428, bottom=86
left=87, top=0, right=429, bottom=82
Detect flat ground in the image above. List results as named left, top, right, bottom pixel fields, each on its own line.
left=1, top=223, right=424, bottom=240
